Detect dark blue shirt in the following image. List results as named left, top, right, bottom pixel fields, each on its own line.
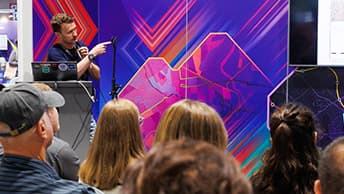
left=47, top=41, right=89, bottom=80
left=0, top=154, right=95, bottom=194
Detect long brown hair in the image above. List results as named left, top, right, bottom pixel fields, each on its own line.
left=79, top=98, right=145, bottom=190
left=154, top=99, right=228, bottom=150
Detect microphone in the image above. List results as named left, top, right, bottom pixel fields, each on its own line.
left=75, top=41, right=82, bottom=49
left=75, top=41, right=83, bottom=59
left=109, top=36, right=121, bottom=99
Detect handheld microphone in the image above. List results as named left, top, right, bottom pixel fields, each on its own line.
left=75, top=41, right=82, bottom=49
left=75, top=41, right=83, bottom=59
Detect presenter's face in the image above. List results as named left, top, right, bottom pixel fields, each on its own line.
left=57, top=22, right=78, bottom=47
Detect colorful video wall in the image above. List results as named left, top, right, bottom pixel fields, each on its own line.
left=33, top=0, right=289, bottom=176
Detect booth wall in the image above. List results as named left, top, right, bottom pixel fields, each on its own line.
left=33, top=0, right=289, bottom=176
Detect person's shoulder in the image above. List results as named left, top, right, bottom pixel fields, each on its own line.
left=53, top=136, right=69, bottom=145
left=48, top=136, right=68, bottom=151
left=48, top=43, right=64, bottom=57
left=47, top=44, right=69, bottom=61
left=48, top=43, right=63, bottom=52
left=53, top=179, right=97, bottom=193
left=47, top=137, right=79, bottom=158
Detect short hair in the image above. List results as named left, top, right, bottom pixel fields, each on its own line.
left=318, top=136, right=344, bottom=194
left=31, top=82, right=53, bottom=92
left=154, top=99, right=228, bottom=150
left=121, top=138, right=253, bottom=194
left=51, top=13, right=74, bottom=32
left=250, top=103, right=319, bottom=194
left=79, top=98, right=146, bottom=190
left=31, top=83, right=57, bottom=113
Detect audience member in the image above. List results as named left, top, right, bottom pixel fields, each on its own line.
left=314, top=136, right=344, bottom=194
left=0, top=83, right=95, bottom=193
left=154, top=99, right=227, bottom=150
left=79, top=99, right=146, bottom=193
left=32, top=82, right=80, bottom=181
left=121, top=138, right=253, bottom=194
left=250, top=103, right=319, bottom=194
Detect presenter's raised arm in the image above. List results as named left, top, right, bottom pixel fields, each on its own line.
left=77, top=41, right=111, bottom=80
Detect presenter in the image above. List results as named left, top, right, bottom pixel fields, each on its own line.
left=48, top=13, right=110, bottom=141
left=48, top=13, right=111, bottom=80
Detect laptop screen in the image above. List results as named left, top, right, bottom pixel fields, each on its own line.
left=32, top=61, right=77, bottom=81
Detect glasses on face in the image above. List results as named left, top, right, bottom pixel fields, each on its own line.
left=139, top=116, right=144, bottom=125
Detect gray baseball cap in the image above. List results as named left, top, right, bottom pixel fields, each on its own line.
left=0, top=83, right=65, bottom=137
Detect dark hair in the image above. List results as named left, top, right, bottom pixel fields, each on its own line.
left=50, top=13, right=74, bottom=32
left=318, top=136, right=344, bottom=194
left=122, top=138, right=253, bottom=194
left=250, top=103, right=319, bottom=194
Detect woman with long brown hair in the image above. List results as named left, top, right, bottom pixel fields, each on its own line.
left=154, top=99, right=228, bottom=150
left=79, top=98, right=145, bottom=193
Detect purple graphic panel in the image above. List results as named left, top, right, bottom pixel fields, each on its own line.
left=31, top=0, right=290, bottom=176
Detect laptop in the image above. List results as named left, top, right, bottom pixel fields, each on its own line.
left=32, top=61, right=77, bottom=81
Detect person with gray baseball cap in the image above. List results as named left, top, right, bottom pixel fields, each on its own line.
left=0, top=83, right=96, bottom=193
left=32, top=82, right=81, bottom=181
left=0, top=83, right=64, bottom=137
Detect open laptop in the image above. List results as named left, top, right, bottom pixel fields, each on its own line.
left=32, top=61, right=77, bottom=81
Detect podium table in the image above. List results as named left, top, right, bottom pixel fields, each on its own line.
left=31, top=81, right=93, bottom=160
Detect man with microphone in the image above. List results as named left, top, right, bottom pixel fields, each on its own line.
left=48, top=13, right=111, bottom=80
left=48, top=13, right=110, bottom=141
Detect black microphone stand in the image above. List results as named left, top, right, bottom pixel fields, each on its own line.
left=109, top=37, right=121, bottom=99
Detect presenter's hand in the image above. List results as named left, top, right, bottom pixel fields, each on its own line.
left=89, top=41, right=112, bottom=57
left=78, top=47, right=89, bottom=58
